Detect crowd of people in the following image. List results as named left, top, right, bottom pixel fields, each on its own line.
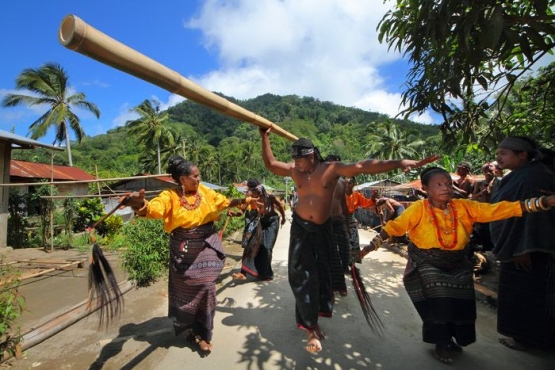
left=118, top=133, right=554, bottom=364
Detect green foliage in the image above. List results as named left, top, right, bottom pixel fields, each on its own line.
left=378, top=0, right=555, bottom=144
left=7, top=190, right=30, bottom=249
left=62, top=197, right=79, bottom=245
left=117, top=218, right=169, bottom=286
left=75, top=198, right=105, bottom=232
left=27, top=184, right=57, bottom=248
left=95, top=214, right=123, bottom=240
left=215, top=185, right=245, bottom=237
left=0, top=255, right=25, bottom=359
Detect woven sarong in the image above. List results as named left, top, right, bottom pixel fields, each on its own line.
left=168, top=222, right=225, bottom=342
left=241, top=214, right=279, bottom=280
left=289, top=213, right=333, bottom=329
left=404, top=243, right=476, bottom=346
left=330, top=217, right=348, bottom=293
left=498, top=252, right=555, bottom=348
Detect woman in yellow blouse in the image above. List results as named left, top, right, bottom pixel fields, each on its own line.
left=361, top=167, right=555, bottom=364
left=122, top=156, right=257, bottom=353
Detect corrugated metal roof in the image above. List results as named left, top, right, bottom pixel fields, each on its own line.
left=10, top=160, right=96, bottom=181
left=0, top=129, right=63, bottom=150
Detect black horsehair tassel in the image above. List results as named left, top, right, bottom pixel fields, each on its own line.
left=88, top=243, right=124, bottom=329
left=350, top=262, right=384, bottom=336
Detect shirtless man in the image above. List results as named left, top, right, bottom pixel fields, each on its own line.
left=259, top=127, right=438, bottom=353
left=453, top=161, right=474, bottom=198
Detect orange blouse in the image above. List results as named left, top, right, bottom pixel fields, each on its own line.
left=346, top=191, right=375, bottom=214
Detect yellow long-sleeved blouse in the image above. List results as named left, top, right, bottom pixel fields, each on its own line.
left=383, top=199, right=522, bottom=250
left=143, top=183, right=231, bottom=233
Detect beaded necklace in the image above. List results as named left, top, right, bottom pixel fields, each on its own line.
left=426, top=199, right=458, bottom=250
left=179, top=187, right=201, bottom=210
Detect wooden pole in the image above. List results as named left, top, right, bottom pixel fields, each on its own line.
left=58, top=15, right=298, bottom=142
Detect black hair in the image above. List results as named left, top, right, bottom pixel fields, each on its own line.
left=167, top=155, right=196, bottom=184
left=420, top=167, right=450, bottom=186
left=246, top=178, right=261, bottom=189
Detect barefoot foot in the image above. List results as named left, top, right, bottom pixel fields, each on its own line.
left=232, top=272, right=247, bottom=280
left=305, top=326, right=325, bottom=353
left=194, top=335, right=213, bottom=352
left=434, top=344, right=453, bottom=364
left=499, top=337, right=528, bottom=351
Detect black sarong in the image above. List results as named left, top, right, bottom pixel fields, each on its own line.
left=289, top=213, right=334, bottom=329
left=168, top=223, right=225, bottom=341
left=404, top=243, right=476, bottom=346
left=498, top=252, right=555, bottom=348
left=330, top=217, right=348, bottom=293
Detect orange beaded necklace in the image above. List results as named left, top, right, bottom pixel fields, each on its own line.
left=426, top=199, right=458, bottom=249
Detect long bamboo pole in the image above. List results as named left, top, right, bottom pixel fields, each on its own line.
left=58, top=14, right=298, bottom=142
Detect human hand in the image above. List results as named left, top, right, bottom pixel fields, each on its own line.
left=513, top=253, right=532, bottom=272
left=281, top=217, right=287, bottom=226
left=400, top=154, right=440, bottom=172
left=120, top=189, right=145, bottom=210
left=259, top=126, right=272, bottom=136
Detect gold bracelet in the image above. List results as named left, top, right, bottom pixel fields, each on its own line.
left=522, top=200, right=530, bottom=213
left=529, top=198, right=538, bottom=212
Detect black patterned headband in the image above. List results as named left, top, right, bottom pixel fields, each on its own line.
left=291, top=146, right=314, bottom=158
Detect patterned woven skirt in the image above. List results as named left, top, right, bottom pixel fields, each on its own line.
left=404, top=243, right=476, bottom=346
left=168, top=223, right=225, bottom=342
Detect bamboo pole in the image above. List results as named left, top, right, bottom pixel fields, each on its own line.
left=0, top=173, right=173, bottom=187
left=58, top=14, right=298, bottom=142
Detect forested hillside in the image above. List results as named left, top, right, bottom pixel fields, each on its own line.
left=12, top=93, right=442, bottom=190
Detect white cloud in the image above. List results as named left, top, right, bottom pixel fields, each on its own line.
left=181, top=0, right=443, bottom=123
left=112, top=102, right=138, bottom=127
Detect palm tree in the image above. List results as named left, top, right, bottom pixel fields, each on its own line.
left=364, top=121, right=424, bottom=160
left=126, top=99, right=175, bottom=174
left=2, top=63, right=100, bottom=166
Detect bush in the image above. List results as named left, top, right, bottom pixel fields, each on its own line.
left=74, top=198, right=105, bottom=232
left=0, top=255, right=25, bottom=360
left=7, top=190, right=30, bottom=248
left=95, top=214, right=123, bottom=240
left=117, top=218, right=169, bottom=286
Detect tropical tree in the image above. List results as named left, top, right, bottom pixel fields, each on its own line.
left=2, top=63, right=100, bottom=166
left=364, top=121, right=424, bottom=160
left=126, top=99, right=175, bottom=174
left=378, top=0, right=555, bottom=144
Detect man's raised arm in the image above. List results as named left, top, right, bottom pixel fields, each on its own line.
left=259, top=127, right=293, bottom=176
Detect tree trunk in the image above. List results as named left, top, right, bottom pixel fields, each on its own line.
left=65, top=122, right=73, bottom=167
left=156, top=141, right=161, bottom=174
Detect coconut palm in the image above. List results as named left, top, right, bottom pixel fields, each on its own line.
left=364, top=120, right=424, bottom=160
left=2, top=63, right=100, bottom=166
left=126, top=99, right=175, bottom=174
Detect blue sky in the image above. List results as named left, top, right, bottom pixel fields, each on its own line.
left=1, top=0, right=434, bottom=145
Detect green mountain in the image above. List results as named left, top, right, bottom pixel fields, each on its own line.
left=12, top=93, right=440, bottom=189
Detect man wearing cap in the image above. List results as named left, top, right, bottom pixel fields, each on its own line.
left=453, top=161, right=474, bottom=198
left=258, top=127, right=438, bottom=353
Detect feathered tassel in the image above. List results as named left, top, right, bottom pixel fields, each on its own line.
left=350, top=262, right=384, bottom=336
left=88, top=243, right=124, bottom=328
